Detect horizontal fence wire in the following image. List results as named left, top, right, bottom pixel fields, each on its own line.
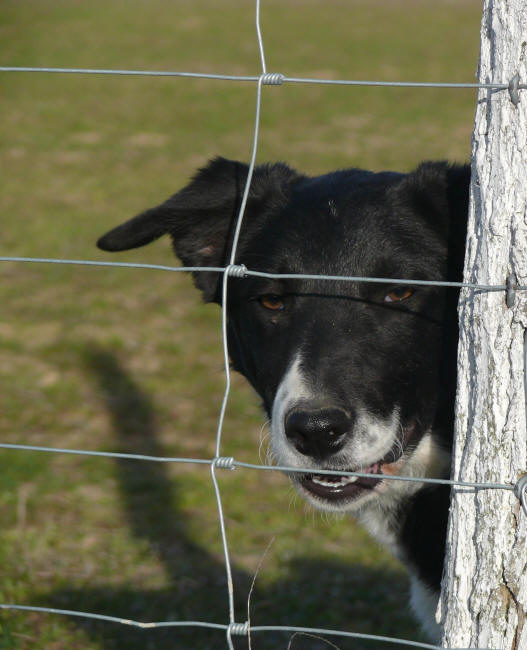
left=0, top=65, right=525, bottom=92
left=0, top=605, right=481, bottom=650
left=1, top=257, right=526, bottom=292
left=2, top=1, right=526, bottom=649
left=0, top=443, right=517, bottom=493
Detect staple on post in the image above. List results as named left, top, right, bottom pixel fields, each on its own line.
left=514, top=474, right=527, bottom=516
left=506, top=273, right=517, bottom=308
left=508, top=72, right=520, bottom=106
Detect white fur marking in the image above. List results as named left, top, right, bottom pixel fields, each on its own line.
left=409, top=574, right=440, bottom=643
left=270, top=354, right=315, bottom=470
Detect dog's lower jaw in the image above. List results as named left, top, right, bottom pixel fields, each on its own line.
left=291, top=468, right=384, bottom=513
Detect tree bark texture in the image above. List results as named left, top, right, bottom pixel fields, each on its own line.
left=439, top=2, right=527, bottom=649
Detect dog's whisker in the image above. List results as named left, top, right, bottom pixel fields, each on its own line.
left=258, top=420, right=271, bottom=464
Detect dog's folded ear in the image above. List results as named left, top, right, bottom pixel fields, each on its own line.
left=96, top=157, right=250, bottom=260
left=97, top=157, right=300, bottom=302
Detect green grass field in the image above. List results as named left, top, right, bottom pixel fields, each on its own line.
left=1, top=1, right=481, bottom=648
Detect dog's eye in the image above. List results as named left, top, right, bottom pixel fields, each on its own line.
left=384, top=286, right=414, bottom=303
left=258, top=295, right=285, bottom=311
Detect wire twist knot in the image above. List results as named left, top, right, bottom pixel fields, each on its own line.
left=261, top=72, right=284, bottom=85
left=213, top=456, right=236, bottom=470
left=225, top=264, right=247, bottom=278
left=228, top=621, right=249, bottom=635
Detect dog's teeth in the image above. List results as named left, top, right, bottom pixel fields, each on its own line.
left=312, top=474, right=359, bottom=487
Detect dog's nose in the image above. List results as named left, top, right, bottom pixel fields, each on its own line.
left=284, top=407, right=352, bottom=459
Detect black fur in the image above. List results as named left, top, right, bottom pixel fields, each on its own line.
left=98, top=158, right=470, bottom=633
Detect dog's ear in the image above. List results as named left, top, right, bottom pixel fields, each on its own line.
left=97, top=157, right=300, bottom=302
left=397, top=161, right=470, bottom=225
left=396, top=161, right=470, bottom=280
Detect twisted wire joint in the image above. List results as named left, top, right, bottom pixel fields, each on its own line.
left=213, top=456, right=236, bottom=470
left=227, top=621, right=249, bottom=635
left=225, top=264, right=247, bottom=278
left=261, top=72, right=284, bottom=85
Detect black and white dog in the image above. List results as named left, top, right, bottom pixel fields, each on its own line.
left=97, top=157, right=470, bottom=639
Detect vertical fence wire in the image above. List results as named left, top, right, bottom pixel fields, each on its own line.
left=212, top=2, right=269, bottom=645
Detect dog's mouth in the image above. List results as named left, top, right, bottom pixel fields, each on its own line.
left=296, top=421, right=417, bottom=503
left=299, top=462, right=383, bottom=501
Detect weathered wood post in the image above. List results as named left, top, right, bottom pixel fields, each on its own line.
left=439, top=2, right=527, bottom=648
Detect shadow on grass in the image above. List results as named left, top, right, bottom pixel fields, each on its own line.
left=41, top=345, right=421, bottom=650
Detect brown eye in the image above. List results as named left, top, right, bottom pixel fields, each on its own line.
left=259, top=295, right=285, bottom=311
left=384, top=287, right=414, bottom=303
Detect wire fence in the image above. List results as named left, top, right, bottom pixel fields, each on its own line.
left=2, top=1, right=526, bottom=649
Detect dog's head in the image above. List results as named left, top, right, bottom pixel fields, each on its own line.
left=98, top=157, right=469, bottom=513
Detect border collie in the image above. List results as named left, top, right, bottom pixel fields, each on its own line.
left=97, top=157, right=470, bottom=640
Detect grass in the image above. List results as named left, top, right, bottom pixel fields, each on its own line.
left=0, top=1, right=481, bottom=648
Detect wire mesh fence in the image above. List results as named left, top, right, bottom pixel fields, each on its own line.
left=2, top=1, right=526, bottom=649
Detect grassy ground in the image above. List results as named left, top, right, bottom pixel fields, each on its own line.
left=1, top=1, right=481, bottom=648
